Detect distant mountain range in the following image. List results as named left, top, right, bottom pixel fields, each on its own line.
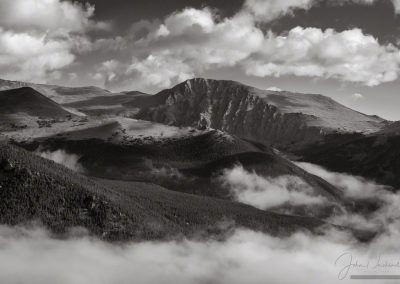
left=1, top=77, right=389, bottom=147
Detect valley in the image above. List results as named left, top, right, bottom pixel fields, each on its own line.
left=0, top=77, right=397, bottom=243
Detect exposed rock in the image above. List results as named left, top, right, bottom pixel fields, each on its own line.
left=130, top=78, right=386, bottom=151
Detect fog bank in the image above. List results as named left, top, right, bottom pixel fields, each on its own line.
left=220, top=165, right=326, bottom=209
left=39, top=149, right=84, bottom=173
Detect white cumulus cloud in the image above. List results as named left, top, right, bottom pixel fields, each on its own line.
left=244, top=27, right=400, bottom=86
left=0, top=0, right=105, bottom=34
left=352, top=93, right=365, bottom=100
left=102, top=8, right=264, bottom=91
left=244, top=0, right=400, bottom=21
left=0, top=0, right=106, bottom=83
left=243, top=0, right=315, bottom=22
left=98, top=6, right=400, bottom=92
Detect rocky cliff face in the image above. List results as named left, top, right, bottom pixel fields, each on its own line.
left=133, top=78, right=386, bottom=150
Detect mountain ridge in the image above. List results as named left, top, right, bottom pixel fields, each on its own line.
left=0, top=87, right=73, bottom=118
left=129, top=78, right=387, bottom=150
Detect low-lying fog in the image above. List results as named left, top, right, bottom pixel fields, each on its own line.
left=1, top=221, right=400, bottom=284
left=38, top=149, right=85, bottom=173
left=26, top=151, right=400, bottom=283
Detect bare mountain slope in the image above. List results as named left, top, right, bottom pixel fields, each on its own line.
left=0, top=87, right=72, bottom=118
left=0, top=87, right=77, bottom=133
left=130, top=78, right=386, bottom=150
left=0, top=78, right=117, bottom=105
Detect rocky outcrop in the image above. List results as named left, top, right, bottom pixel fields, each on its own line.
left=132, top=78, right=386, bottom=150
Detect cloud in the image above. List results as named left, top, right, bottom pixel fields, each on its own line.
left=294, top=162, right=389, bottom=199
left=0, top=28, right=81, bottom=82
left=243, top=27, right=400, bottom=86
left=149, top=166, right=186, bottom=180
left=243, top=0, right=315, bottom=22
left=3, top=221, right=400, bottom=283
left=101, top=8, right=264, bottom=91
left=220, top=165, right=326, bottom=210
left=39, top=149, right=85, bottom=173
left=340, top=0, right=400, bottom=13
left=3, top=0, right=400, bottom=89
left=0, top=0, right=105, bottom=83
left=0, top=0, right=108, bottom=34
left=295, top=162, right=400, bottom=232
left=352, top=93, right=365, bottom=100
left=393, top=0, right=400, bottom=12
left=99, top=55, right=195, bottom=92
left=98, top=5, right=400, bottom=92
left=0, top=225, right=351, bottom=284
left=1, top=164, right=400, bottom=283
left=243, top=0, right=400, bottom=21
left=267, top=86, right=282, bottom=91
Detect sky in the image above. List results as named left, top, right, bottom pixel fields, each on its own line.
left=1, top=0, right=400, bottom=120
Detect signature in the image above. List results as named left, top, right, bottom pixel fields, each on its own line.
left=335, top=252, right=400, bottom=280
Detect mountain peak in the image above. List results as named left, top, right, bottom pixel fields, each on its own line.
left=133, top=79, right=387, bottom=150
left=180, top=78, right=246, bottom=90
left=178, top=78, right=334, bottom=103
